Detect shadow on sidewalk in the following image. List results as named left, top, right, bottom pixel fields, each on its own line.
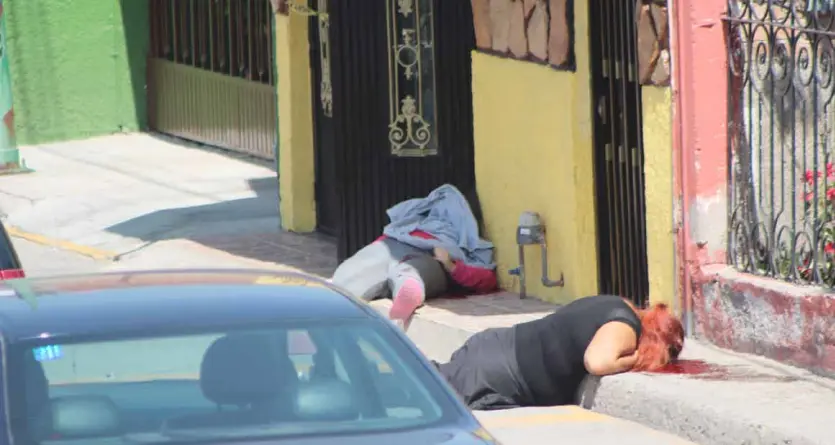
left=145, top=133, right=278, bottom=171
left=101, top=143, right=553, bottom=311
left=425, top=291, right=559, bottom=318
left=105, top=175, right=338, bottom=277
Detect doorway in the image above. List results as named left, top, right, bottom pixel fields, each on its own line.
left=311, top=0, right=477, bottom=260
left=589, top=0, right=650, bottom=306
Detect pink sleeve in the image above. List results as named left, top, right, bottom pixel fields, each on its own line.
left=449, top=262, right=498, bottom=294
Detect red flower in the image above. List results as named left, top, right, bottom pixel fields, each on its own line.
left=827, top=162, right=835, bottom=180
left=806, top=169, right=816, bottom=184
left=827, top=242, right=835, bottom=255
left=798, top=256, right=814, bottom=279
left=806, top=191, right=815, bottom=202
left=827, top=188, right=835, bottom=201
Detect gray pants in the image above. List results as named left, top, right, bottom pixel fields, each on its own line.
left=331, top=238, right=449, bottom=302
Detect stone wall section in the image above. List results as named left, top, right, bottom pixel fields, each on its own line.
left=271, top=0, right=288, bottom=15
left=472, top=0, right=573, bottom=68
left=637, top=1, right=671, bottom=86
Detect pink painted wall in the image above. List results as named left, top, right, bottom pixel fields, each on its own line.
left=673, top=0, right=835, bottom=376
left=673, top=0, right=730, bottom=325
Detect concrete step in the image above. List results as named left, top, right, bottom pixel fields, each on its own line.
left=370, top=295, right=835, bottom=445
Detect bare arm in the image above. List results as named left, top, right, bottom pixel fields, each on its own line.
left=583, top=321, right=640, bottom=376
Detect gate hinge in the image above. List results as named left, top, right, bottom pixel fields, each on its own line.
left=598, top=96, right=607, bottom=124
left=286, top=0, right=327, bottom=18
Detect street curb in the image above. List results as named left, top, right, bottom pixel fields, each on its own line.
left=474, top=406, right=699, bottom=444
left=6, top=226, right=118, bottom=261
left=369, top=300, right=832, bottom=445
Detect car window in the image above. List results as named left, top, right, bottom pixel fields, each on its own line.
left=288, top=329, right=351, bottom=384
left=9, top=321, right=454, bottom=445
left=356, top=338, right=428, bottom=419
left=288, top=330, right=431, bottom=419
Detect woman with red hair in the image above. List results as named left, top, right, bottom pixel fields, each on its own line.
left=434, top=294, right=684, bottom=410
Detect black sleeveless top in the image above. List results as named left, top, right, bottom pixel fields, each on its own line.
left=513, top=294, right=642, bottom=406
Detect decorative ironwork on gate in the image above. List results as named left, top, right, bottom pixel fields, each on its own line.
left=316, top=0, right=333, bottom=117
left=148, top=0, right=277, bottom=160
left=325, top=0, right=476, bottom=259
left=282, top=0, right=332, bottom=116
left=726, top=0, right=835, bottom=287
left=386, top=0, right=438, bottom=157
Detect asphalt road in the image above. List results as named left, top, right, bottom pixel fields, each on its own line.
left=13, top=237, right=106, bottom=277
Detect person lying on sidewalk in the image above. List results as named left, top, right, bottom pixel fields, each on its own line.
left=433, top=294, right=684, bottom=410
left=331, top=184, right=497, bottom=326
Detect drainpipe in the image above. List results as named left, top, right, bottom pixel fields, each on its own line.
left=271, top=13, right=280, bottom=172
left=271, top=10, right=282, bottom=229
left=670, top=0, right=695, bottom=335
left=0, top=1, right=31, bottom=176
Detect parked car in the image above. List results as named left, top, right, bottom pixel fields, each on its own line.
left=0, top=221, right=24, bottom=279
left=0, top=270, right=500, bottom=445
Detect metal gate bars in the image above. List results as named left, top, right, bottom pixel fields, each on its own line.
left=725, top=1, right=835, bottom=288
left=590, top=0, right=650, bottom=306
left=148, top=0, right=277, bottom=160
left=322, top=0, right=477, bottom=260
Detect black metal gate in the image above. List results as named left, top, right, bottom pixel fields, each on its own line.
left=589, top=0, right=649, bottom=306
left=318, top=0, right=477, bottom=260
left=148, top=0, right=277, bottom=160
left=309, top=0, right=339, bottom=236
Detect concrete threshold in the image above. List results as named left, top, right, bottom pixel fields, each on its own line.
left=370, top=295, right=835, bottom=445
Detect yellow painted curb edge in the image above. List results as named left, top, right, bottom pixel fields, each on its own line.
left=6, top=226, right=118, bottom=261
left=479, top=407, right=611, bottom=429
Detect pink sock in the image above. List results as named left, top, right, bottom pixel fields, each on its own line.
left=389, top=278, right=425, bottom=321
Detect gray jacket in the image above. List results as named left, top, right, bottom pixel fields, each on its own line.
left=382, top=184, right=495, bottom=269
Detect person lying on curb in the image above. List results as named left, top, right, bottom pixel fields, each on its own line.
left=331, top=184, right=497, bottom=326
left=432, top=294, right=685, bottom=410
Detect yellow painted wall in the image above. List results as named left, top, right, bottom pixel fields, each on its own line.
left=276, top=13, right=316, bottom=232
left=471, top=50, right=598, bottom=303
left=641, top=86, right=675, bottom=307
left=471, top=0, right=673, bottom=305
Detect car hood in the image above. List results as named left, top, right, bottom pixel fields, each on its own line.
left=193, top=426, right=491, bottom=445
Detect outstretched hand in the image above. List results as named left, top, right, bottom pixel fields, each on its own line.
left=433, top=247, right=455, bottom=272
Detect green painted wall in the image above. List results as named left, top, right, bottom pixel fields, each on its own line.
left=5, top=0, right=149, bottom=145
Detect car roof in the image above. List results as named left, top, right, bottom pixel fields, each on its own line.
left=0, top=270, right=374, bottom=342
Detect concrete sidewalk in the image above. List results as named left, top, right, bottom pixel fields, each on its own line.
left=0, top=134, right=278, bottom=253
left=0, top=134, right=337, bottom=276
left=369, top=297, right=835, bottom=445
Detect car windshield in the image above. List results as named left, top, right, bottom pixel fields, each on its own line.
left=8, top=319, right=458, bottom=444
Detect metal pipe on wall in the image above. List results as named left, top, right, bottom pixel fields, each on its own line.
left=511, top=211, right=564, bottom=299
left=670, top=0, right=696, bottom=335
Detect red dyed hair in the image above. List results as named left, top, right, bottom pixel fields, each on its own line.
left=632, top=303, right=685, bottom=372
